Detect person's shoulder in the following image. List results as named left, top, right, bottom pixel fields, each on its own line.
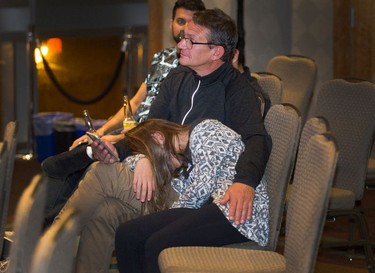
left=224, top=65, right=249, bottom=86
left=159, top=65, right=191, bottom=92
left=153, top=47, right=177, bottom=59
left=221, top=62, right=242, bottom=80
left=165, top=64, right=191, bottom=78
left=149, top=47, right=179, bottom=71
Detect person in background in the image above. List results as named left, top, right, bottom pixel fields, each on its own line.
left=41, top=0, right=206, bottom=228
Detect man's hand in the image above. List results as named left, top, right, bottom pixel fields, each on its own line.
left=91, top=139, right=119, bottom=163
left=133, top=158, right=156, bottom=202
left=70, top=134, right=88, bottom=150
left=220, top=183, right=255, bottom=225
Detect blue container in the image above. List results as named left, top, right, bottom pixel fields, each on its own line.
left=74, top=118, right=87, bottom=138
left=53, top=118, right=76, bottom=154
left=32, top=112, right=73, bottom=161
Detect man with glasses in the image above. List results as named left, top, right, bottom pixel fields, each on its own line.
left=93, top=7, right=270, bottom=232
left=147, top=7, right=270, bottom=224
left=113, top=8, right=271, bottom=273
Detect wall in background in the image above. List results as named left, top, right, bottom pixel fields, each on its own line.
left=161, top=0, right=332, bottom=87
left=0, top=1, right=148, bottom=152
left=1, top=0, right=334, bottom=154
left=292, top=0, right=333, bottom=87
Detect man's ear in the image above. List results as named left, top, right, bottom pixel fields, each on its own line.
left=151, top=131, right=165, bottom=145
left=212, top=45, right=225, bottom=61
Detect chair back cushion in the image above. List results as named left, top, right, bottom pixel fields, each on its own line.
left=285, top=133, right=338, bottom=273
left=30, top=207, right=81, bottom=273
left=7, top=174, right=46, bottom=273
left=314, top=79, right=375, bottom=200
left=226, top=104, right=301, bottom=251
left=267, top=55, right=317, bottom=122
left=251, top=72, right=283, bottom=106
left=263, top=104, right=301, bottom=250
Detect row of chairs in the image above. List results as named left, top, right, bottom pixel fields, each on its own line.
left=159, top=113, right=338, bottom=273
left=0, top=122, right=82, bottom=273
left=260, top=54, right=374, bottom=193
left=158, top=74, right=375, bottom=272
left=5, top=174, right=81, bottom=273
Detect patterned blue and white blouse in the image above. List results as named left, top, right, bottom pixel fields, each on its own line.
left=171, top=119, right=269, bottom=246
left=134, top=47, right=179, bottom=123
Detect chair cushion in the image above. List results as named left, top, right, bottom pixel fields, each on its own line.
left=159, top=246, right=286, bottom=273
left=328, top=188, right=355, bottom=210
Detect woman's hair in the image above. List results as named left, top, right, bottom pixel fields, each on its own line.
left=126, top=119, right=189, bottom=213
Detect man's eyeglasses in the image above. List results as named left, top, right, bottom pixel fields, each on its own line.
left=181, top=37, right=222, bottom=50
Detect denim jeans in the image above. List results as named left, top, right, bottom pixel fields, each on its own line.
left=41, top=144, right=93, bottom=228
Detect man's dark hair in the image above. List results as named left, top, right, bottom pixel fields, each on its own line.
left=172, top=0, right=206, bottom=19
left=193, top=8, right=238, bottom=63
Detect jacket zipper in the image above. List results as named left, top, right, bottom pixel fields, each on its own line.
left=181, top=80, right=201, bottom=125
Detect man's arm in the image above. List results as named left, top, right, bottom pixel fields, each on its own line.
left=96, top=82, right=147, bottom=137
left=221, top=77, right=272, bottom=224
left=71, top=83, right=147, bottom=149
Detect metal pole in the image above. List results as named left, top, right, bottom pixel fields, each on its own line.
left=237, top=0, right=245, bottom=66
left=21, top=0, right=38, bottom=160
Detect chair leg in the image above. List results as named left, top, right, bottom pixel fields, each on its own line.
left=322, top=209, right=375, bottom=273
left=354, top=209, right=375, bottom=273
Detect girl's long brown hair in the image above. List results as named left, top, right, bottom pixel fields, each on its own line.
left=126, top=119, right=189, bottom=213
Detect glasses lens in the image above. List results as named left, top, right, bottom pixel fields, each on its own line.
left=185, top=38, right=192, bottom=49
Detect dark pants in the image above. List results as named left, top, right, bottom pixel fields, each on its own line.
left=115, top=203, right=249, bottom=273
left=41, top=144, right=93, bottom=228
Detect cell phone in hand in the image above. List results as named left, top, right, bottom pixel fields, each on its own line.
left=86, top=131, right=120, bottom=162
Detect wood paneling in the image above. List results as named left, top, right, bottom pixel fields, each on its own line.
left=334, top=0, right=375, bottom=81
left=147, top=0, right=163, bottom=66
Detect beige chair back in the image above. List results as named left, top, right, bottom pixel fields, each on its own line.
left=6, top=174, right=46, bottom=273
left=314, top=79, right=375, bottom=270
left=251, top=72, right=283, bottom=106
left=228, top=103, right=301, bottom=251
left=267, top=55, right=317, bottom=123
left=30, top=207, right=81, bottom=273
left=314, top=79, right=375, bottom=201
left=284, top=134, right=338, bottom=273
